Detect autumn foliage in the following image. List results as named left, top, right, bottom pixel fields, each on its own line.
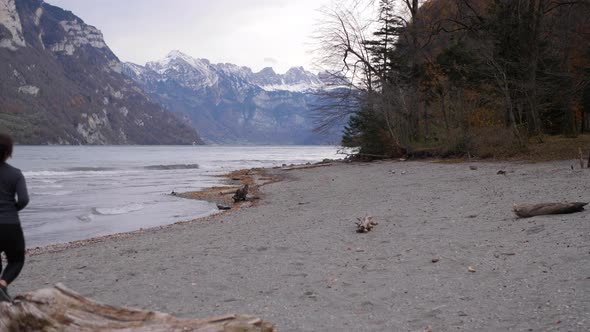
left=318, top=0, right=590, bottom=158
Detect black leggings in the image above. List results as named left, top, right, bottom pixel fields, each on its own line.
left=0, top=224, right=25, bottom=285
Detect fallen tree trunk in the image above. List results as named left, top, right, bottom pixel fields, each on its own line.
left=513, top=202, right=588, bottom=218
left=0, top=284, right=275, bottom=332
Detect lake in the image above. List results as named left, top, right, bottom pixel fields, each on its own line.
left=10, top=145, right=342, bottom=247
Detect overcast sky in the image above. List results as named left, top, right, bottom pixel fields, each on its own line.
left=46, top=0, right=334, bottom=73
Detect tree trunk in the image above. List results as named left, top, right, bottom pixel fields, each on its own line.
left=523, top=0, right=544, bottom=136
left=0, top=284, right=275, bottom=332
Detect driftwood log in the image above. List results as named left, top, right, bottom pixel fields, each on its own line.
left=233, top=185, right=249, bottom=202
left=0, top=284, right=275, bottom=332
left=513, top=202, right=588, bottom=218
left=356, top=216, right=378, bottom=233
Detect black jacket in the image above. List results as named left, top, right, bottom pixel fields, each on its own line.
left=0, top=162, right=29, bottom=224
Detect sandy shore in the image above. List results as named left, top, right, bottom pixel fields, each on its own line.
left=11, top=160, right=590, bottom=331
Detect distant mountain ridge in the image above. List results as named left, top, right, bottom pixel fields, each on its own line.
left=0, top=0, right=202, bottom=144
left=139, top=50, right=324, bottom=92
left=124, top=51, right=341, bottom=144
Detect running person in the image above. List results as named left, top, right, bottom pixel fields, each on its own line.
left=0, top=133, right=29, bottom=302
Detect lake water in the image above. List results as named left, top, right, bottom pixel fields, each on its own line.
left=10, top=146, right=342, bottom=247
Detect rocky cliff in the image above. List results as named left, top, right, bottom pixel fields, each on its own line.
left=0, top=0, right=202, bottom=144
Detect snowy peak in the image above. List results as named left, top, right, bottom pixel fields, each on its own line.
left=145, top=50, right=218, bottom=89
left=131, top=51, right=325, bottom=93
left=261, top=66, right=323, bottom=92
left=285, top=67, right=320, bottom=85
left=148, top=50, right=208, bottom=70
left=216, top=63, right=253, bottom=80
left=251, top=67, right=282, bottom=87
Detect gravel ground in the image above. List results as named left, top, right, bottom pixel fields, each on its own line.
left=11, top=160, right=590, bottom=331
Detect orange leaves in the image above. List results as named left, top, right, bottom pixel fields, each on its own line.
left=467, top=107, right=502, bottom=128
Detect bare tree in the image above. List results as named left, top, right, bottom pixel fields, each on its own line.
left=311, top=1, right=378, bottom=134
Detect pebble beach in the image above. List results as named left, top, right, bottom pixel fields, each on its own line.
left=11, top=160, right=590, bottom=331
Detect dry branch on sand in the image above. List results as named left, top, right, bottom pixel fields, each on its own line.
left=355, top=216, right=378, bottom=233
left=513, top=202, right=588, bottom=218
left=0, top=284, right=275, bottom=332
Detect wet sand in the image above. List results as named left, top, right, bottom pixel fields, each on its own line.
left=11, top=160, right=590, bottom=331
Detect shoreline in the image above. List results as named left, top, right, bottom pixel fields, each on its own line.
left=14, top=159, right=589, bottom=331
left=25, top=161, right=334, bottom=256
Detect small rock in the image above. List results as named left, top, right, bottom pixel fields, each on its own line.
left=431, top=257, right=440, bottom=263
left=468, top=266, right=476, bottom=273
left=469, top=166, right=478, bottom=170
left=497, top=170, right=506, bottom=175
left=216, top=204, right=231, bottom=210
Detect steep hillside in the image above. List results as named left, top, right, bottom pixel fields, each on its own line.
left=0, top=0, right=202, bottom=144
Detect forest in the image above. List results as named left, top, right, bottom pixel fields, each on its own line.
left=315, top=0, right=590, bottom=158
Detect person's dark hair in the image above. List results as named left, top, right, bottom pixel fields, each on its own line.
left=0, top=133, right=14, bottom=162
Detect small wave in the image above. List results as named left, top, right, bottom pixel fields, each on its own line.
left=24, top=170, right=132, bottom=178
left=33, top=184, right=64, bottom=189
left=77, top=214, right=93, bottom=223
left=92, top=203, right=145, bottom=216
left=144, top=164, right=199, bottom=170
left=66, top=167, right=117, bottom=172
left=38, top=179, right=59, bottom=184
left=36, top=190, right=73, bottom=196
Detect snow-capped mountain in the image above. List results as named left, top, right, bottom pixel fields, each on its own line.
left=129, top=50, right=324, bottom=93
left=0, top=0, right=202, bottom=144
left=123, top=51, right=340, bottom=144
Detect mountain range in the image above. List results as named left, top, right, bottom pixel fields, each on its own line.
left=0, top=0, right=341, bottom=145
left=123, top=51, right=340, bottom=144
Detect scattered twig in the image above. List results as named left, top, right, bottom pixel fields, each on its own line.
left=355, top=216, right=378, bottom=233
